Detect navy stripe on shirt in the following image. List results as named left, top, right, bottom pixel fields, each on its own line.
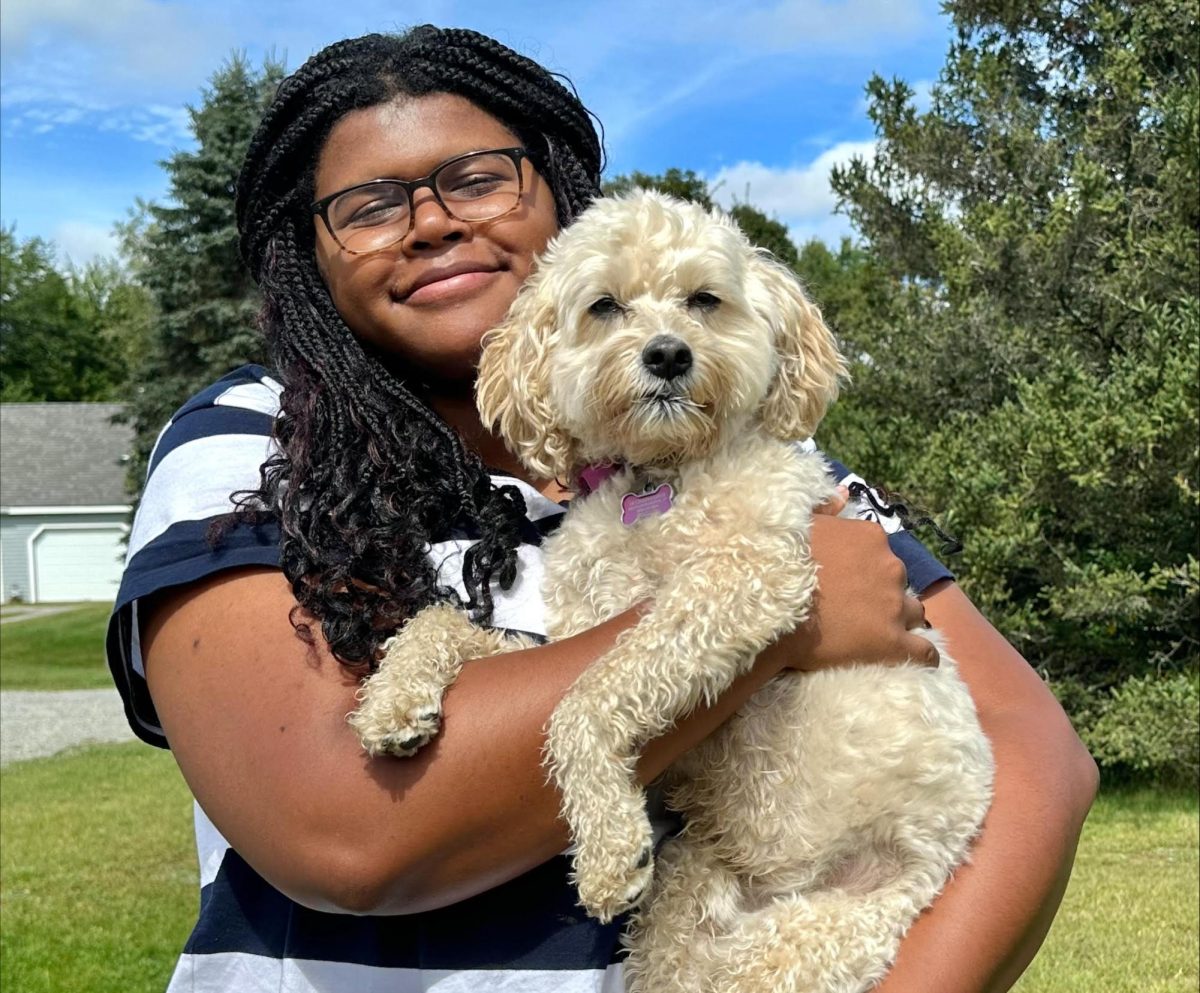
left=172, top=363, right=278, bottom=420
left=117, top=516, right=282, bottom=611
left=188, top=850, right=627, bottom=969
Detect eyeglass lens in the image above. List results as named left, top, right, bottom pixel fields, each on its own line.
left=326, top=151, right=522, bottom=253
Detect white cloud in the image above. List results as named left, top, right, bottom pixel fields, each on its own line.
left=708, top=140, right=875, bottom=244
left=712, top=0, right=927, bottom=53
left=0, top=0, right=232, bottom=144
left=785, top=213, right=858, bottom=248
left=1, top=0, right=227, bottom=78
left=23, top=106, right=86, bottom=127
left=52, top=220, right=119, bottom=267
left=4, top=99, right=194, bottom=146
left=95, top=104, right=194, bottom=147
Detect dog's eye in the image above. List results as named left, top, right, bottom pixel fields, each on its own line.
left=588, top=296, right=622, bottom=317
left=688, top=291, right=721, bottom=310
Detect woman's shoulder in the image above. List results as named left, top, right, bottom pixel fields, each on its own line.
left=139, top=364, right=283, bottom=488
left=163, top=363, right=283, bottom=436
left=128, top=365, right=284, bottom=563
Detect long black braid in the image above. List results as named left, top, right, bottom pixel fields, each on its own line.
left=232, top=27, right=603, bottom=667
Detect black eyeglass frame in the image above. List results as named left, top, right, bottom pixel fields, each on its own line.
left=310, top=146, right=530, bottom=255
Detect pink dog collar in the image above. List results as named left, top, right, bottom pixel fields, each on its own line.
left=577, top=461, right=621, bottom=496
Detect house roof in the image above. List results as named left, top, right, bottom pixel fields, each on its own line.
left=0, top=403, right=133, bottom=509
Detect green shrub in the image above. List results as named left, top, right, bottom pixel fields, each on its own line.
left=1081, top=671, right=1200, bottom=787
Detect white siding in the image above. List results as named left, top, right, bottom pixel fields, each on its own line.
left=1, top=518, right=36, bottom=602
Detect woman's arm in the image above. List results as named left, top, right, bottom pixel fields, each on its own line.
left=874, top=580, right=1099, bottom=993
left=142, top=513, right=931, bottom=917
left=145, top=565, right=642, bottom=916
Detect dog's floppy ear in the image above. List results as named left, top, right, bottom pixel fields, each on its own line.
left=476, top=269, right=577, bottom=481
left=748, top=251, right=848, bottom=441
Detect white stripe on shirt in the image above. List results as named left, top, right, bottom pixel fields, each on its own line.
left=166, top=955, right=625, bottom=993
left=127, top=432, right=277, bottom=560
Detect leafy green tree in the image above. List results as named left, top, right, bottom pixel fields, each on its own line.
left=72, top=256, right=156, bottom=386
left=0, top=228, right=146, bottom=402
left=603, top=168, right=715, bottom=209
left=118, top=54, right=285, bottom=491
left=819, top=0, right=1199, bottom=780
left=728, top=204, right=799, bottom=269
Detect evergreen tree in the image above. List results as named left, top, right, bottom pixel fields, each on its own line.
left=820, top=0, right=1199, bottom=781
left=119, top=54, right=285, bottom=491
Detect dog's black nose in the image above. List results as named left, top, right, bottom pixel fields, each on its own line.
left=642, top=335, right=693, bottom=380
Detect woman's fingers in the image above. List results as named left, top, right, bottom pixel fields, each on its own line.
left=781, top=516, right=931, bottom=673
left=905, top=628, right=941, bottom=668
left=900, top=595, right=939, bottom=667
left=813, top=484, right=850, bottom=517
left=902, top=592, right=928, bottom=630
left=900, top=591, right=940, bottom=667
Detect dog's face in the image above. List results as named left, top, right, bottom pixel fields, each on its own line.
left=477, top=192, right=846, bottom=481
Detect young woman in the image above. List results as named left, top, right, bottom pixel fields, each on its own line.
left=106, top=26, right=1097, bottom=993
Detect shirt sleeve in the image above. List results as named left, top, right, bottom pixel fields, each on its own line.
left=106, top=366, right=284, bottom=748
left=822, top=456, right=955, bottom=595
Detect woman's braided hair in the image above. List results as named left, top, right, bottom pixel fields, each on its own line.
left=233, top=26, right=603, bottom=667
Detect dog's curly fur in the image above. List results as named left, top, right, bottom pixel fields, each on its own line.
left=351, top=192, right=994, bottom=992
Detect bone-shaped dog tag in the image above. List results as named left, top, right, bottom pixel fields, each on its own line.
left=620, top=483, right=674, bottom=525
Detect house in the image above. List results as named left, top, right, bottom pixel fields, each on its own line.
left=0, top=403, right=133, bottom=603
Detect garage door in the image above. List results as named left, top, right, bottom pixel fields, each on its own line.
left=32, top=527, right=126, bottom=602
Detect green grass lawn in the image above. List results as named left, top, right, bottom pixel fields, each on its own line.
left=1, top=741, right=1196, bottom=992
left=0, top=603, right=114, bottom=689
left=1, top=743, right=196, bottom=993
left=1013, top=787, right=1199, bottom=993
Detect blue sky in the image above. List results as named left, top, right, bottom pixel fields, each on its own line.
left=1, top=0, right=950, bottom=268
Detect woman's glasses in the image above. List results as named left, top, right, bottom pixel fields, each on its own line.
left=311, top=147, right=529, bottom=255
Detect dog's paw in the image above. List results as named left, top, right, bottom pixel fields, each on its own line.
left=348, top=682, right=446, bottom=758
left=572, top=817, right=656, bottom=922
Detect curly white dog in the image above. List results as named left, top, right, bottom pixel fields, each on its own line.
left=351, top=191, right=994, bottom=993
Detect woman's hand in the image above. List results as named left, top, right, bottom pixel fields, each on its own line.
left=763, top=505, right=939, bottom=674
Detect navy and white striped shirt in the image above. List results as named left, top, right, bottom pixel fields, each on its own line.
left=106, top=364, right=950, bottom=993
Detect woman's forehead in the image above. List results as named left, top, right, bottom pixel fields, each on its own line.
left=314, top=93, right=522, bottom=196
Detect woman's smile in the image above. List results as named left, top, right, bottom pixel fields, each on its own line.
left=399, top=262, right=505, bottom=305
